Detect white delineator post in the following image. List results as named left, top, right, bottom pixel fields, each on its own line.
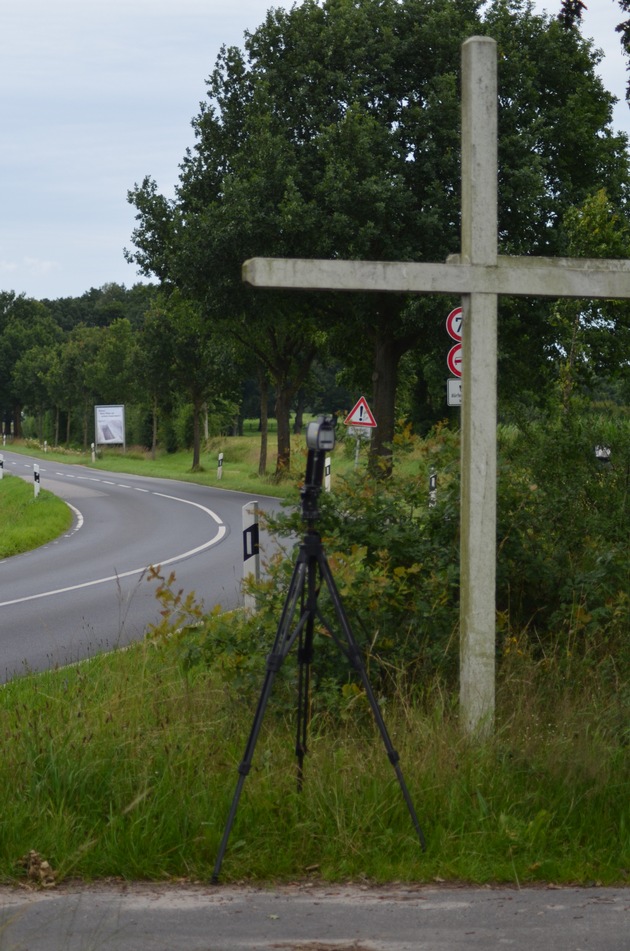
left=242, top=501, right=260, bottom=612
left=34, top=464, right=41, bottom=498
left=324, top=456, right=332, bottom=492
left=240, top=37, right=630, bottom=737
left=0, top=453, right=3, bottom=480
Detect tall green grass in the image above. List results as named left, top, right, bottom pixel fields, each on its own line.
left=0, top=475, right=73, bottom=558
left=0, top=639, right=627, bottom=885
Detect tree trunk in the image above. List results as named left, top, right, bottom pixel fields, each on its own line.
left=191, top=397, right=202, bottom=471
left=293, top=389, right=305, bottom=434
left=151, top=395, right=158, bottom=461
left=258, top=371, right=269, bottom=477
left=12, top=403, right=22, bottom=439
left=275, top=385, right=294, bottom=479
left=82, top=402, right=89, bottom=451
left=369, top=332, right=405, bottom=477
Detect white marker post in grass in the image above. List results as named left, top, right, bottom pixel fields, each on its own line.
left=242, top=501, right=260, bottom=612
left=34, top=464, right=41, bottom=499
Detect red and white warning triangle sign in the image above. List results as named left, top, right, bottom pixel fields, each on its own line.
left=344, top=396, right=377, bottom=428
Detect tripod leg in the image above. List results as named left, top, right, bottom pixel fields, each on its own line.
left=295, top=555, right=318, bottom=790
left=212, top=555, right=310, bottom=883
left=317, top=553, right=427, bottom=852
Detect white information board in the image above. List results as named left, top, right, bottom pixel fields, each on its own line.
left=95, top=405, right=126, bottom=447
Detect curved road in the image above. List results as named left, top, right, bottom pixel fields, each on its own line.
left=0, top=450, right=283, bottom=683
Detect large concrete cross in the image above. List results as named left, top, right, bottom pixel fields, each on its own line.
left=242, top=37, right=630, bottom=736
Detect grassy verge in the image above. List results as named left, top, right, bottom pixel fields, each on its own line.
left=6, top=438, right=293, bottom=499
left=0, top=475, right=73, bottom=558
left=0, top=640, right=627, bottom=886
left=7, top=425, right=427, bottom=500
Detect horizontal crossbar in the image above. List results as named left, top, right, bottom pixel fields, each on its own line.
left=242, top=255, right=630, bottom=300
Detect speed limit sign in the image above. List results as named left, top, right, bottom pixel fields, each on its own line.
left=446, top=306, right=463, bottom=341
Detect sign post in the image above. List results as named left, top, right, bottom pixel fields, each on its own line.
left=344, top=397, right=377, bottom=468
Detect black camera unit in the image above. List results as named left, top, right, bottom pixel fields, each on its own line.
left=300, top=414, right=336, bottom=523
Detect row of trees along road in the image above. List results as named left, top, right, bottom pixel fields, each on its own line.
left=0, top=283, right=340, bottom=471
left=127, top=0, right=630, bottom=476
left=0, top=285, right=153, bottom=447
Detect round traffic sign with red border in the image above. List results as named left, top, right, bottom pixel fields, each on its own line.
left=447, top=343, right=462, bottom=378
left=446, top=306, right=463, bottom=341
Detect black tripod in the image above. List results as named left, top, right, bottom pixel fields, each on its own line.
left=212, top=423, right=426, bottom=883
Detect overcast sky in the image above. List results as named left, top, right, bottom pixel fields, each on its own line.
left=1, top=0, right=629, bottom=302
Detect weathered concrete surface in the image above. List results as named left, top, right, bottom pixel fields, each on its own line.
left=1, top=882, right=628, bottom=951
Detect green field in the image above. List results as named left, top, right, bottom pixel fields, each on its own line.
left=0, top=474, right=73, bottom=558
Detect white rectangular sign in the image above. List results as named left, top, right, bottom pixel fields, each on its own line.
left=95, top=405, right=126, bottom=447
left=447, top=378, right=462, bottom=406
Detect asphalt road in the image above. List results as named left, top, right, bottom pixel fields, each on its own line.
left=0, top=882, right=628, bottom=950
left=0, top=450, right=283, bottom=683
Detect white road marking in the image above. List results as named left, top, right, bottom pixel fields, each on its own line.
left=66, top=501, right=84, bottom=532
left=0, top=478, right=226, bottom=607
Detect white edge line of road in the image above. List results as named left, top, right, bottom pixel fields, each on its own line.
left=0, top=495, right=227, bottom=608
left=66, top=500, right=84, bottom=532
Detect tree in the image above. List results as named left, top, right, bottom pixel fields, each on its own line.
left=551, top=189, right=630, bottom=406
left=90, top=318, right=139, bottom=406
left=127, top=0, right=629, bottom=472
left=42, top=283, right=156, bottom=332
left=0, top=293, right=61, bottom=438
left=13, top=343, right=56, bottom=440
left=558, top=0, right=587, bottom=29
left=616, top=0, right=630, bottom=99
left=143, top=292, right=237, bottom=471
left=135, top=307, right=179, bottom=459
left=56, top=325, right=104, bottom=449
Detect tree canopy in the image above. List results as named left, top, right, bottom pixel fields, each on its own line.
left=127, top=0, right=629, bottom=472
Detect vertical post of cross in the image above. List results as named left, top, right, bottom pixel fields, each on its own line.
left=459, top=37, right=498, bottom=737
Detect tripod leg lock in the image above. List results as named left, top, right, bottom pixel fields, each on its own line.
left=266, top=652, right=284, bottom=672
left=237, top=762, right=251, bottom=777
left=388, top=749, right=400, bottom=766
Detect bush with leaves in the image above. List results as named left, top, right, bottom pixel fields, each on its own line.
left=496, top=404, right=630, bottom=665
left=148, top=410, right=629, bottom=708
